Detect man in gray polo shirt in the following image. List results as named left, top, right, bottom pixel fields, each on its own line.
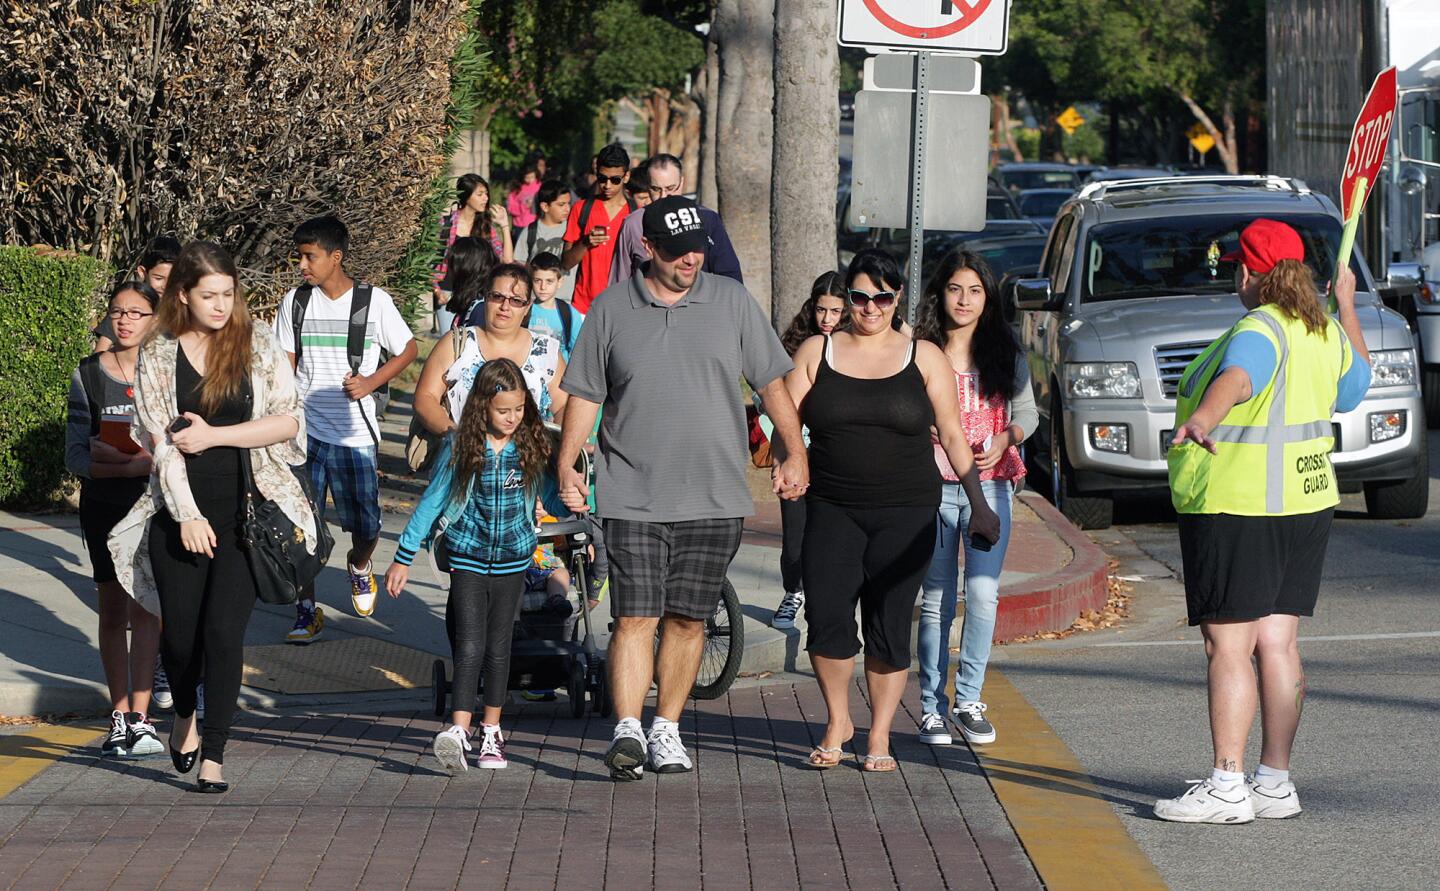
left=557, top=196, right=807, bottom=781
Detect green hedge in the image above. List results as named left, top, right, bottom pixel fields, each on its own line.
left=0, top=247, right=111, bottom=506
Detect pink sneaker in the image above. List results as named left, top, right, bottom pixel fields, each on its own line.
left=476, top=724, right=507, bottom=769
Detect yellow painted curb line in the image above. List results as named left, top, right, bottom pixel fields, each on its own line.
left=0, top=723, right=104, bottom=800
left=974, top=671, right=1169, bottom=890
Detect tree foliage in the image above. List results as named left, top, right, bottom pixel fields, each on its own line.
left=0, top=0, right=469, bottom=307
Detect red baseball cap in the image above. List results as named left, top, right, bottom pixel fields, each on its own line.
left=1220, top=219, right=1305, bottom=274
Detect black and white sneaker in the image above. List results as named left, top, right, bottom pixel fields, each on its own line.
left=952, top=701, right=997, bottom=745
left=1248, top=777, right=1302, bottom=819
left=100, top=710, right=128, bottom=758
left=124, top=713, right=165, bottom=759
left=151, top=657, right=173, bottom=712
left=646, top=720, right=692, bottom=773
left=771, top=590, right=804, bottom=630
left=917, top=713, right=952, bottom=745
left=605, top=718, right=647, bottom=782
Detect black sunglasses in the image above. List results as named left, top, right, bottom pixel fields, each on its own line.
left=596, top=174, right=625, bottom=186
left=487, top=291, right=532, bottom=309
left=847, top=289, right=897, bottom=310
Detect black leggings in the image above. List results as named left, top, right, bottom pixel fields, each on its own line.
left=446, top=570, right=525, bottom=711
left=148, top=478, right=256, bottom=764
left=801, top=499, right=937, bottom=669
left=779, top=496, right=805, bottom=594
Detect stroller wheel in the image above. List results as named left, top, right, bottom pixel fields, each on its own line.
left=593, top=667, right=613, bottom=718
left=432, top=659, right=449, bottom=718
left=567, top=660, right=587, bottom=719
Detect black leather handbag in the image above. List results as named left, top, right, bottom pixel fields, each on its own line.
left=239, top=450, right=334, bottom=605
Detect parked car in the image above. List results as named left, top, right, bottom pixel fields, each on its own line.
left=1017, top=188, right=1074, bottom=228
left=993, top=162, right=1081, bottom=195
left=1011, top=175, right=1427, bottom=529
left=836, top=185, right=1039, bottom=270
left=920, top=232, right=1048, bottom=293
left=1082, top=165, right=1175, bottom=184
left=838, top=92, right=855, bottom=121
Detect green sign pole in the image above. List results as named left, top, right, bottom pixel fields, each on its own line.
left=1330, top=176, right=1369, bottom=314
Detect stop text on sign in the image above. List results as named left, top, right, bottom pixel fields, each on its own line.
left=1343, top=110, right=1393, bottom=181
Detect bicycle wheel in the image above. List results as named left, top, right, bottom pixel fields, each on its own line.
left=690, top=579, right=744, bottom=700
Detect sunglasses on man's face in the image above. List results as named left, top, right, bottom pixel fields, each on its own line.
left=847, top=289, right=897, bottom=310
left=596, top=174, right=625, bottom=186
left=488, top=291, right=532, bottom=309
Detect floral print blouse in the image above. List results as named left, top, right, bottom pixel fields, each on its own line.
left=108, top=325, right=315, bottom=616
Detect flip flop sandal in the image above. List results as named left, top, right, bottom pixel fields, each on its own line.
left=858, top=754, right=898, bottom=772
left=806, top=745, right=845, bottom=769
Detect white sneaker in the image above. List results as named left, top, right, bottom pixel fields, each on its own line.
left=1248, top=778, right=1302, bottom=818
left=917, top=713, right=952, bottom=745
left=605, top=718, right=647, bottom=782
left=771, top=590, right=804, bottom=630
left=433, top=725, right=471, bottom=773
left=151, top=656, right=173, bottom=711
left=646, top=721, right=692, bottom=774
left=1153, top=779, right=1255, bottom=824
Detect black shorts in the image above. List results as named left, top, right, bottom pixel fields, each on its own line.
left=605, top=518, right=744, bottom=621
left=1177, top=509, right=1334, bottom=626
left=79, top=493, right=141, bottom=584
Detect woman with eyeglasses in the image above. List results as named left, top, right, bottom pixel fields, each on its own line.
left=785, top=248, right=1000, bottom=772
left=67, top=281, right=165, bottom=760
left=414, top=262, right=568, bottom=438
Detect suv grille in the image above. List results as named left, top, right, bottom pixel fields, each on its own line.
left=1155, top=341, right=1211, bottom=398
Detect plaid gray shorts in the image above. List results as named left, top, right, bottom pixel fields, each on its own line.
left=604, top=517, right=744, bottom=620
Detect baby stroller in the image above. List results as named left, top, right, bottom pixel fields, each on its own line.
left=431, top=431, right=610, bottom=719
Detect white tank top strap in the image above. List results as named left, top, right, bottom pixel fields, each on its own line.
left=905, top=339, right=916, bottom=367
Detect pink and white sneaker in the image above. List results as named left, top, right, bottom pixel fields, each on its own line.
left=476, top=724, right=507, bottom=769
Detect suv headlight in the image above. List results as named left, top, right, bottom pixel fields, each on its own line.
left=1368, top=350, right=1416, bottom=389
left=1065, top=362, right=1142, bottom=398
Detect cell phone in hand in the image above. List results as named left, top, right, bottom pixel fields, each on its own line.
left=593, top=225, right=607, bottom=239
left=970, top=532, right=993, bottom=552
left=169, top=416, right=192, bottom=433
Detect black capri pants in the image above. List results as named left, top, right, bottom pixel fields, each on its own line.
left=801, top=499, right=938, bottom=669
left=446, top=570, right=526, bottom=711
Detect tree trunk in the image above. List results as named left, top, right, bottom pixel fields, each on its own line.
left=647, top=89, right=671, bottom=157
left=1178, top=92, right=1239, bottom=174
left=667, top=92, right=702, bottom=176
left=714, top=0, right=775, bottom=312
left=697, top=19, right=721, bottom=209
left=770, top=0, right=836, bottom=330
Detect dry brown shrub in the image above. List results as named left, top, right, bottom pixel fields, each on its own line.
left=0, top=0, right=468, bottom=309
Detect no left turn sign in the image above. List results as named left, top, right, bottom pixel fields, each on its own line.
left=838, top=0, right=1011, bottom=54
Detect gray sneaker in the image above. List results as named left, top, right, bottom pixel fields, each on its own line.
left=952, top=701, right=996, bottom=745
left=917, top=713, right=952, bottom=745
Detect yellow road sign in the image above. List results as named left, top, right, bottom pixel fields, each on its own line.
left=1057, top=106, right=1085, bottom=135
left=1187, top=122, right=1215, bottom=155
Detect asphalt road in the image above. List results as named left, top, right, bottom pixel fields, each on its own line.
left=991, top=433, right=1440, bottom=890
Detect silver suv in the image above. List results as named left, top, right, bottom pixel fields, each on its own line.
left=1012, top=175, right=1428, bottom=529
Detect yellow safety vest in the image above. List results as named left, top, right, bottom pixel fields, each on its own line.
left=1169, top=303, right=1351, bottom=516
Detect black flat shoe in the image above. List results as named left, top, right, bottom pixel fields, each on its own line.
left=170, top=746, right=198, bottom=774
left=194, top=778, right=228, bottom=794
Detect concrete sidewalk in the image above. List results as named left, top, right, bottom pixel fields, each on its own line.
left=0, top=391, right=1107, bottom=716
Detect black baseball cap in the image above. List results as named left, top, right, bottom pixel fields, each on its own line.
left=643, top=196, right=709, bottom=256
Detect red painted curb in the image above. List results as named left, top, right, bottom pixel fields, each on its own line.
left=994, top=492, right=1111, bottom=641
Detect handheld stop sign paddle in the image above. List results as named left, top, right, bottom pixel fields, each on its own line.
left=1331, top=66, right=1397, bottom=312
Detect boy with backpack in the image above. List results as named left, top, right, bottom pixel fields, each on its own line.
left=275, top=215, right=418, bottom=642
left=561, top=142, right=634, bottom=313
left=513, top=179, right=576, bottom=303
left=523, top=252, right=583, bottom=362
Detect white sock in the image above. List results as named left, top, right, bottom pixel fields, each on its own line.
left=615, top=716, right=642, bottom=736
left=1254, top=763, right=1290, bottom=788
left=1211, top=767, right=1244, bottom=789
left=349, top=560, right=372, bottom=575
left=651, top=717, right=677, bottom=734
left=300, top=598, right=315, bottom=611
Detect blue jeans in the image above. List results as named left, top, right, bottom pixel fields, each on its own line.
left=916, top=480, right=1014, bottom=716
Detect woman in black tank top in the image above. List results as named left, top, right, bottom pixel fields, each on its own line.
left=785, top=249, right=1000, bottom=771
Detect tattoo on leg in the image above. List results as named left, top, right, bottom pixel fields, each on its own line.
left=1221, top=758, right=1239, bottom=773
left=1295, top=676, right=1307, bottom=716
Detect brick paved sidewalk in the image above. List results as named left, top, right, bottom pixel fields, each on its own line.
left=0, top=678, right=1039, bottom=890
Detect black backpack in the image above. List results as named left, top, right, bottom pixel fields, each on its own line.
left=290, top=283, right=383, bottom=445
left=77, top=354, right=107, bottom=438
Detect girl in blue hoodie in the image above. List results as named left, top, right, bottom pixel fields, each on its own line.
left=386, top=358, right=567, bottom=772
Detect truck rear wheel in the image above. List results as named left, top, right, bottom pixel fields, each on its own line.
left=1364, top=426, right=1430, bottom=520
left=1048, top=399, right=1114, bottom=530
